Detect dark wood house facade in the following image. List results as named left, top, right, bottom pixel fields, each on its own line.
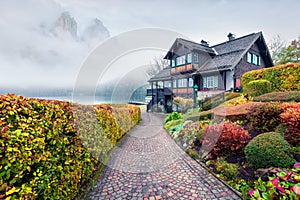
left=147, top=32, right=273, bottom=112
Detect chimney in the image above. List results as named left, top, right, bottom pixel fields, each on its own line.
left=227, top=33, right=235, bottom=41
left=200, top=40, right=209, bottom=46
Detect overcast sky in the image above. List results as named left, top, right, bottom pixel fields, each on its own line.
left=57, top=0, right=300, bottom=43
left=0, top=0, right=299, bottom=91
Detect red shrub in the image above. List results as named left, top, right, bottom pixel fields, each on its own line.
left=202, top=122, right=250, bottom=157
left=279, top=102, right=300, bottom=145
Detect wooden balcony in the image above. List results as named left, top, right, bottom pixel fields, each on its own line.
left=171, top=64, right=195, bottom=75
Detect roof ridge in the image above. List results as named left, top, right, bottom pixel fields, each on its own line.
left=178, top=38, right=212, bottom=48
left=211, top=32, right=261, bottom=47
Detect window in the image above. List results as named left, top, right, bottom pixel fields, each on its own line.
left=176, top=55, right=185, bottom=66
left=158, top=81, right=163, bottom=88
left=203, top=76, right=218, bottom=89
left=187, top=53, right=192, bottom=63
left=178, top=78, right=187, bottom=88
left=247, top=52, right=260, bottom=66
left=194, top=53, right=199, bottom=63
left=188, top=78, right=193, bottom=87
left=170, top=59, right=175, bottom=67
left=247, top=52, right=252, bottom=63
left=164, top=81, right=171, bottom=88
left=252, top=54, right=257, bottom=65
left=173, top=79, right=177, bottom=88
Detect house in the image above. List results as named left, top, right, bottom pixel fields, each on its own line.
left=147, top=32, right=273, bottom=112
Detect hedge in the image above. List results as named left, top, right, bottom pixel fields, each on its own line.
left=253, top=91, right=300, bottom=102
left=242, top=62, right=300, bottom=94
left=0, top=94, right=140, bottom=199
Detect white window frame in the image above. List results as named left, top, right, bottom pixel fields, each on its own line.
left=203, top=76, right=218, bottom=89
left=176, top=55, right=185, bottom=66
left=187, top=53, right=192, bottom=63
left=188, top=78, right=193, bottom=87
left=247, top=52, right=252, bottom=63
left=178, top=78, right=187, bottom=88
left=173, top=79, right=177, bottom=88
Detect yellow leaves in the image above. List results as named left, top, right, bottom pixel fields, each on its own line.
left=27, top=166, right=31, bottom=172
left=5, top=187, right=20, bottom=195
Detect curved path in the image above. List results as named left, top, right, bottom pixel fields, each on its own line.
left=88, top=112, right=241, bottom=200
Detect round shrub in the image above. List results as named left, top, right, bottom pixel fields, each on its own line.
left=201, top=122, right=250, bottom=157
left=164, top=112, right=182, bottom=124
left=244, top=132, right=295, bottom=169
left=245, top=79, right=273, bottom=97
left=247, top=103, right=283, bottom=133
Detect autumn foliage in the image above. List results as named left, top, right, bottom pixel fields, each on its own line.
left=202, top=122, right=250, bottom=158
left=0, top=94, right=140, bottom=199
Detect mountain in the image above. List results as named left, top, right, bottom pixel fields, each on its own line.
left=53, top=12, right=78, bottom=39
left=81, top=18, right=110, bottom=48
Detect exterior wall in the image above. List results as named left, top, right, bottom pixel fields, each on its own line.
left=234, top=42, right=266, bottom=79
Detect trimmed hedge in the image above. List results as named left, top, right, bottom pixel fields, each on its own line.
left=244, top=132, right=295, bottom=169
left=185, top=111, right=213, bottom=122
left=244, top=79, right=273, bottom=97
left=254, top=91, right=300, bottom=102
left=242, top=62, right=300, bottom=93
left=0, top=94, right=140, bottom=199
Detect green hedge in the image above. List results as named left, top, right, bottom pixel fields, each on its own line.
left=253, top=91, right=300, bottom=102
left=0, top=94, right=140, bottom=199
left=242, top=62, right=300, bottom=94
left=244, top=79, right=273, bottom=97
left=244, top=132, right=295, bottom=169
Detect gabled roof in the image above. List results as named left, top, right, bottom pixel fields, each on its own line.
left=164, top=38, right=216, bottom=59
left=197, top=32, right=273, bottom=73
left=150, top=31, right=273, bottom=82
left=148, top=67, right=170, bottom=82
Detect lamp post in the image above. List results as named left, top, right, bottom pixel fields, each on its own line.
left=193, top=84, right=198, bottom=108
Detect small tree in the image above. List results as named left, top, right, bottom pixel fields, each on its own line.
left=146, top=55, right=169, bottom=77
left=269, top=35, right=300, bottom=65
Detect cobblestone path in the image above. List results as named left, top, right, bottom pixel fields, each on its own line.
left=87, top=112, right=241, bottom=200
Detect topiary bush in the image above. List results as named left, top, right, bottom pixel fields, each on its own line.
left=244, top=79, right=273, bottom=97
left=253, top=91, right=300, bottom=102
left=164, top=112, right=182, bottom=124
left=247, top=103, right=283, bottom=133
left=201, top=122, right=250, bottom=158
left=244, top=132, right=295, bottom=169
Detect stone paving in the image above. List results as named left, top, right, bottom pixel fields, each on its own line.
left=87, top=112, right=241, bottom=200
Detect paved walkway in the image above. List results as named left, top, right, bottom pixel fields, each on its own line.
left=87, top=113, right=241, bottom=200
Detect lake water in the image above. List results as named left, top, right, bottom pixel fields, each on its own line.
left=29, top=96, right=112, bottom=105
